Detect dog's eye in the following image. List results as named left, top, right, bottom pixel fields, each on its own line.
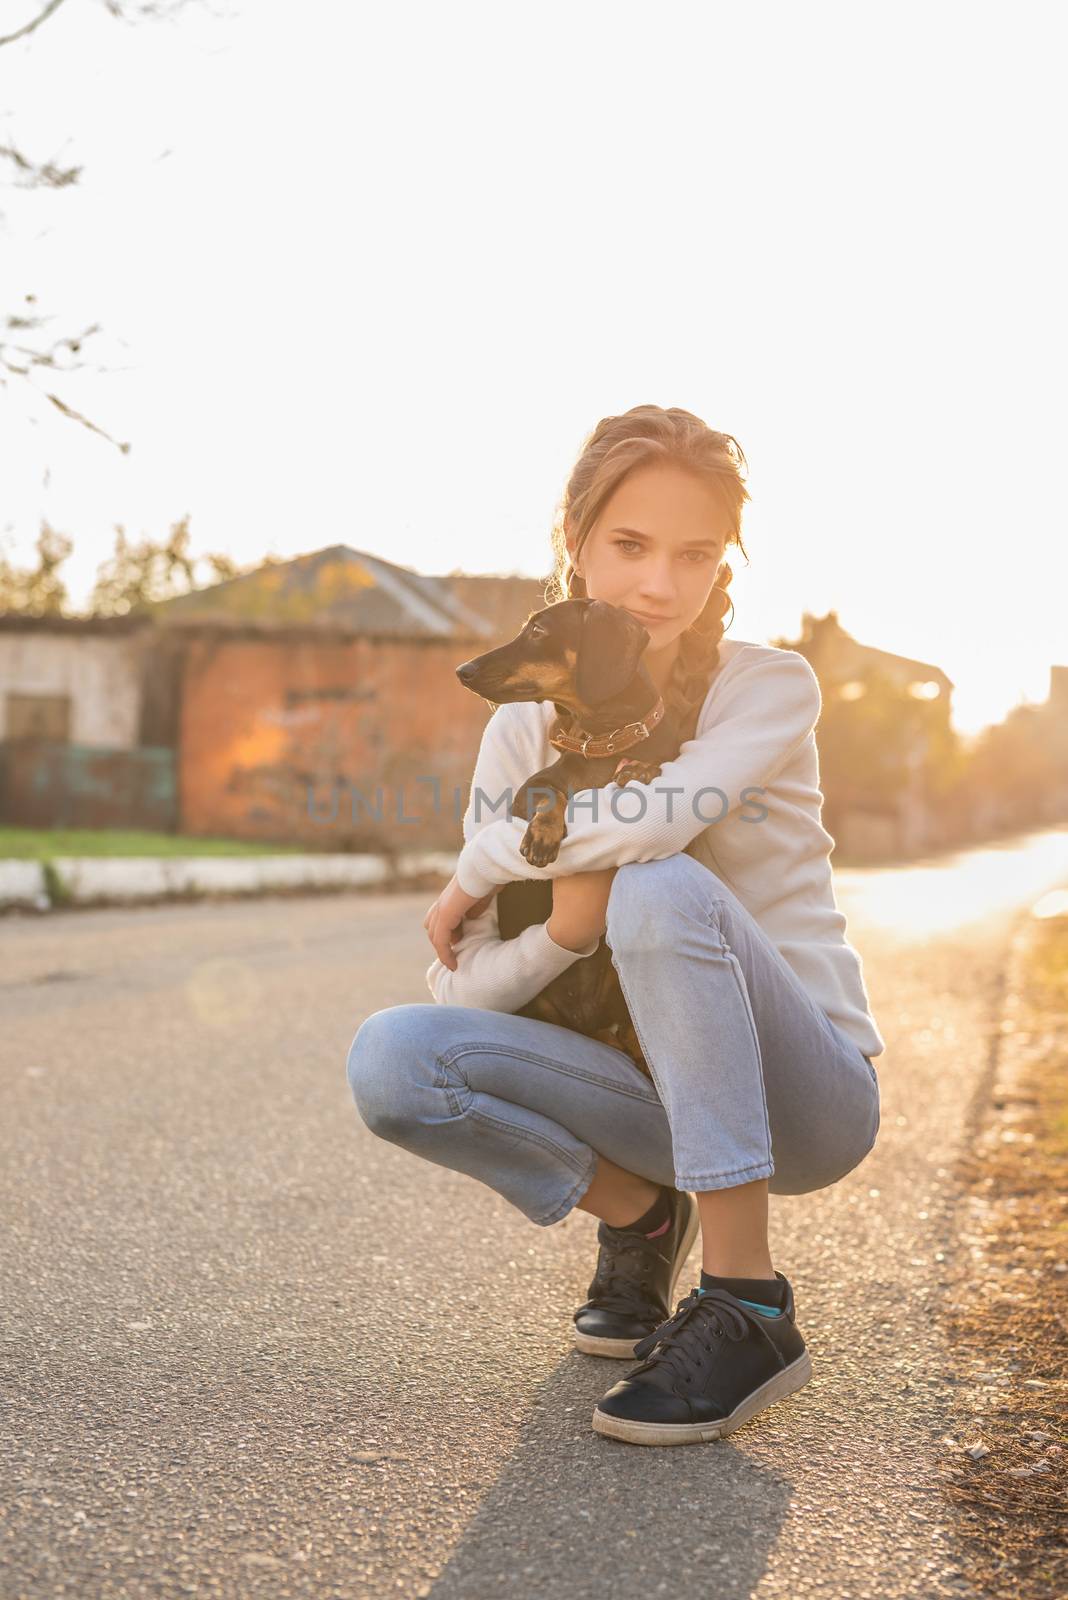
left=528, top=623, right=546, bottom=639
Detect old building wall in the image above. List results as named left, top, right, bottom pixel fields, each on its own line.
left=0, top=631, right=143, bottom=747
left=178, top=631, right=492, bottom=847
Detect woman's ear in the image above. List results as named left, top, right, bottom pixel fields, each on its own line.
left=575, top=601, right=650, bottom=707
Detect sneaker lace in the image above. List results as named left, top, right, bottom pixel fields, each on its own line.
left=574, top=1231, right=662, bottom=1321
left=628, top=1287, right=788, bottom=1386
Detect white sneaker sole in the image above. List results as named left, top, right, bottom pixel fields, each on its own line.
left=573, top=1192, right=701, bottom=1359
left=590, top=1349, right=813, bottom=1445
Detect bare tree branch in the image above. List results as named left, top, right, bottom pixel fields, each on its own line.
left=98, top=0, right=197, bottom=24
left=2, top=0, right=227, bottom=451
left=2, top=292, right=108, bottom=383
left=0, top=0, right=69, bottom=50
left=45, top=392, right=131, bottom=453
left=0, top=0, right=210, bottom=49
left=0, top=140, right=81, bottom=190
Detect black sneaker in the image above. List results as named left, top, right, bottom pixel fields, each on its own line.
left=572, top=1188, right=700, bottom=1358
left=591, top=1272, right=812, bottom=1445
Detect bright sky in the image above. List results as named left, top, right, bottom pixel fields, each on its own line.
left=2, top=1, right=1065, bottom=738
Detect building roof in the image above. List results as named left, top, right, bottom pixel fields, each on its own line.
left=154, top=544, right=497, bottom=640
left=432, top=571, right=551, bottom=644
left=800, top=611, right=955, bottom=692
left=0, top=613, right=152, bottom=636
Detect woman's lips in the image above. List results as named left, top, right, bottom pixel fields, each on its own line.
left=629, top=610, right=675, bottom=624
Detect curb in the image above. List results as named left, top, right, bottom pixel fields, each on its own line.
left=0, top=860, right=48, bottom=911
left=0, top=851, right=459, bottom=912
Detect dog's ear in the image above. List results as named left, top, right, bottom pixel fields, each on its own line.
left=575, top=601, right=650, bottom=706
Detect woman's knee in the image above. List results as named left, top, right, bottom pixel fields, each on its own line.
left=345, top=1004, right=435, bottom=1140
left=770, top=1078, right=881, bottom=1194
left=607, top=854, right=735, bottom=955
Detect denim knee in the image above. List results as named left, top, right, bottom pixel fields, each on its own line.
left=346, top=1006, right=425, bottom=1142
left=607, top=853, right=736, bottom=956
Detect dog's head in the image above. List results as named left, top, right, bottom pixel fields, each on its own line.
left=455, top=598, right=651, bottom=714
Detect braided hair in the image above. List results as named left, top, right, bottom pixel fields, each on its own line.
left=544, top=405, right=751, bottom=744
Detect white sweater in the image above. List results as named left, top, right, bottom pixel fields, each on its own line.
left=426, top=636, right=886, bottom=1060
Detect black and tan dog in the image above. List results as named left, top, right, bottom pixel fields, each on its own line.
left=455, top=598, right=686, bottom=1079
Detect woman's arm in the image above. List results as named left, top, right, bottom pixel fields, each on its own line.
left=425, top=898, right=600, bottom=1009
left=452, top=650, right=822, bottom=899
left=425, top=703, right=601, bottom=1010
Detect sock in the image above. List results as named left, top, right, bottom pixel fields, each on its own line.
left=699, top=1267, right=785, bottom=1318
left=614, top=1184, right=673, bottom=1239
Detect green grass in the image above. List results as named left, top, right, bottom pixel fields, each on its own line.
left=0, top=828, right=309, bottom=860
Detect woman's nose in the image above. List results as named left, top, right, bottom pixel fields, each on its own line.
left=639, top=564, right=678, bottom=603
left=639, top=581, right=678, bottom=607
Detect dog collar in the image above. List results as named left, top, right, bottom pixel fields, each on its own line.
left=548, top=695, right=666, bottom=761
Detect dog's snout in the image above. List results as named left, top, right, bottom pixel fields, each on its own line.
left=456, top=661, right=478, bottom=684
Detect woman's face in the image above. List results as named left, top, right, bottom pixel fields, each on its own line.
left=565, top=462, right=731, bottom=662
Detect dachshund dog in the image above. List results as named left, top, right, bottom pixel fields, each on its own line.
left=455, top=598, right=687, bottom=1080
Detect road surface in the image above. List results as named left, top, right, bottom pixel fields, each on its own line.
left=2, top=827, right=1067, bottom=1599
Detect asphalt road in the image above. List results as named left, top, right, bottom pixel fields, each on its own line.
left=3, top=827, right=1068, bottom=1600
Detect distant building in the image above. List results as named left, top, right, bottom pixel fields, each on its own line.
left=155, top=544, right=499, bottom=641
left=1038, top=664, right=1068, bottom=821
left=434, top=571, right=551, bottom=646
left=0, top=615, right=174, bottom=830
left=785, top=611, right=955, bottom=861
left=0, top=552, right=556, bottom=844
left=796, top=610, right=954, bottom=709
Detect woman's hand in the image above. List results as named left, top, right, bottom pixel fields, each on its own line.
left=423, top=867, right=619, bottom=968
left=546, top=867, right=618, bottom=953
left=423, top=875, right=496, bottom=971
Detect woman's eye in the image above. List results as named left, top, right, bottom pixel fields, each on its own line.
left=614, top=538, right=712, bottom=562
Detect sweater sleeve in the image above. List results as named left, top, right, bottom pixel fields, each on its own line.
left=452, top=649, right=822, bottom=899
left=426, top=703, right=601, bottom=1010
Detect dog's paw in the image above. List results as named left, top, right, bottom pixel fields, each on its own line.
left=520, top=824, right=562, bottom=867
left=614, top=760, right=662, bottom=786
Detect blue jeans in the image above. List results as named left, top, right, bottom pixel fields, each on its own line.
left=346, top=853, right=881, bottom=1226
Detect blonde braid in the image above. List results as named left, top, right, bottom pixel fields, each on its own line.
left=662, top=567, right=736, bottom=743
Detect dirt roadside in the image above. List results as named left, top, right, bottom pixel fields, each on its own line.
left=937, top=895, right=1068, bottom=1597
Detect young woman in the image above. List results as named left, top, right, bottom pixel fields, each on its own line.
left=346, top=405, right=884, bottom=1447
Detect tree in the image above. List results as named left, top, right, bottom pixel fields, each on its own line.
left=88, top=516, right=259, bottom=616
left=773, top=614, right=968, bottom=849
left=0, top=520, right=72, bottom=615
left=963, top=705, right=1066, bottom=832
left=0, top=512, right=256, bottom=617
left=88, top=515, right=195, bottom=615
